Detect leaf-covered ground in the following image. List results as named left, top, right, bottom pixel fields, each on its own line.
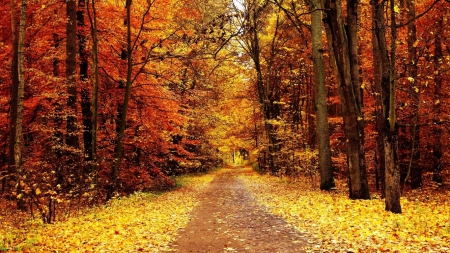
left=239, top=167, right=450, bottom=253
left=2, top=167, right=450, bottom=252
left=0, top=173, right=215, bottom=252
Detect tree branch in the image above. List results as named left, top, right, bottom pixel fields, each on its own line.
left=396, top=0, right=441, bottom=28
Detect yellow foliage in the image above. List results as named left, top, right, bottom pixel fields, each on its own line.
left=239, top=169, right=450, bottom=252
left=1, top=174, right=215, bottom=252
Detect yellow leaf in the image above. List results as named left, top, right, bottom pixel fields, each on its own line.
left=36, top=188, right=41, bottom=195
left=394, top=5, right=400, bottom=13
left=414, top=87, right=419, bottom=93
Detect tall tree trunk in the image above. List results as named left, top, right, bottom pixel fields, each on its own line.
left=371, top=1, right=385, bottom=195
left=385, top=0, right=401, bottom=213
left=373, top=0, right=401, bottom=213
left=432, top=17, right=443, bottom=184
left=87, top=0, right=100, bottom=185
left=405, top=0, right=421, bottom=189
left=14, top=0, right=27, bottom=210
left=8, top=0, right=19, bottom=195
left=78, top=0, right=93, bottom=166
left=246, top=1, right=280, bottom=174
left=52, top=33, right=64, bottom=186
left=107, top=0, right=133, bottom=200
left=323, top=0, right=370, bottom=199
left=66, top=0, right=79, bottom=152
left=309, top=0, right=335, bottom=190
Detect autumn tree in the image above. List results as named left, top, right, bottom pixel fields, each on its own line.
left=87, top=0, right=100, bottom=184
left=66, top=0, right=79, bottom=157
left=78, top=0, right=94, bottom=168
left=323, top=0, right=370, bottom=199
left=431, top=16, right=444, bottom=184
left=6, top=0, right=20, bottom=196
left=372, top=0, right=401, bottom=213
left=107, top=0, right=135, bottom=200
left=308, top=0, right=335, bottom=190
left=13, top=0, right=28, bottom=210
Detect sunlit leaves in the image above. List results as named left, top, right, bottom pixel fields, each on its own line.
left=239, top=169, right=450, bottom=252
left=0, top=173, right=215, bottom=252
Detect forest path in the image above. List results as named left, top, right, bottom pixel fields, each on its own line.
left=166, top=166, right=309, bottom=253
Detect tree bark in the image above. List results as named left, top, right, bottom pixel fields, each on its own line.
left=401, top=0, right=421, bottom=190
left=309, top=0, right=335, bottom=190
left=107, top=0, right=133, bottom=200
left=243, top=0, right=281, bottom=174
left=323, top=0, right=370, bottom=199
left=87, top=0, right=100, bottom=185
left=371, top=0, right=385, bottom=195
left=432, top=17, right=443, bottom=184
left=8, top=0, right=19, bottom=194
left=66, top=0, right=79, bottom=151
left=14, top=0, right=27, bottom=210
left=372, top=0, right=401, bottom=213
left=78, top=0, right=93, bottom=165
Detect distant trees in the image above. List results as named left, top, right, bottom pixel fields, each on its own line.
left=235, top=0, right=449, bottom=212
left=0, top=0, right=231, bottom=218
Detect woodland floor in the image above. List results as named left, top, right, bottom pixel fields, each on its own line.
left=1, top=166, right=449, bottom=252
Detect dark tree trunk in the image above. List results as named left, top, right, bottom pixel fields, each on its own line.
left=372, top=0, right=401, bottom=213
left=87, top=0, right=100, bottom=184
left=107, top=0, right=133, bottom=201
left=371, top=2, right=385, bottom=195
left=245, top=1, right=281, bottom=174
left=66, top=0, right=79, bottom=151
left=8, top=0, right=19, bottom=194
left=432, top=18, right=443, bottom=184
left=323, top=0, right=370, bottom=199
left=52, top=32, right=63, bottom=185
left=78, top=0, right=93, bottom=165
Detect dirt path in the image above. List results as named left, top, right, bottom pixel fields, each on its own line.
left=167, top=166, right=309, bottom=252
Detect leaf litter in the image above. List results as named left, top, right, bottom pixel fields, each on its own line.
left=0, top=173, right=215, bottom=252
left=238, top=167, right=450, bottom=253
left=3, top=167, right=449, bottom=253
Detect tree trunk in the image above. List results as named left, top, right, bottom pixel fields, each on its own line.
left=14, top=0, right=27, bottom=210
left=432, top=18, right=443, bottom=184
left=8, top=0, right=19, bottom=194
left=246, top=1, right=281, bottom=174
left=373, top=0, right=401, bottom=213
left=384, top=131, right=401, bottom=213
left=52, top=32, right=63, bottom=186
left=309, top=0, right=335, bottom=190
left=66, top=0, right=79, bottom=151
left=371, top=1, right=385, bottom=195
left=78, top=0, right=93, bottom=166
left=323, top=0, right=369, bottom=199
left=404, top=0, right=421, bottom=190
left=87, top=0, right=100, bottom=185
left=107, top=0, right=133, bottom=200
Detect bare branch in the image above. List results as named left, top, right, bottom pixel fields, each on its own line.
left=396, top=0, right=441, bottom=28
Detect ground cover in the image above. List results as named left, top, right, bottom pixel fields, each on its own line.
left=239, top=167, right=450, bottom=253
left=0, top=173, right=215, bottom=252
